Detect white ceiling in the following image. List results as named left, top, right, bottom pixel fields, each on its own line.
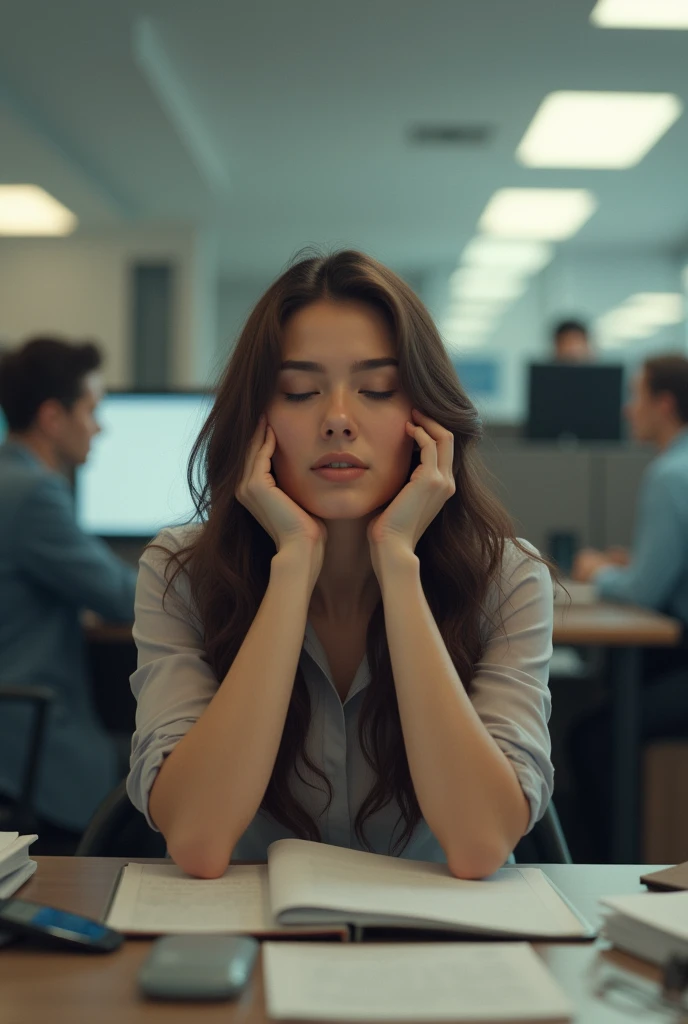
left=2, top=0, right=688, bottom=277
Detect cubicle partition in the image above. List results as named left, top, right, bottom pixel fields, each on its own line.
left=480, top=440, right=653, bottom=558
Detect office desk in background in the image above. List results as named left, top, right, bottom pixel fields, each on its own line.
left=85, top=598, right=682, bottom=865
left=0, top=856, right=672, bottom=1024
left=554, top=590, right=681, bottom=865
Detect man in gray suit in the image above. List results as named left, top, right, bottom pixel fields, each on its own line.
left=0, top=337, right=137, bottom=850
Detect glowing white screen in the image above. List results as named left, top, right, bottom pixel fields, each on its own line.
left=76, top=392, right=213, bottom=536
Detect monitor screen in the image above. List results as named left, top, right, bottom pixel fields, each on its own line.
left=526, top=363, right=624, bottom=442
left=76, top=391, right=214, bottom=537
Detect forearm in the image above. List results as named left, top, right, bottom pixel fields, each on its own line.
left=378, top=548, right=529, bottom=878
left=149, top=548, right=315, bottom=877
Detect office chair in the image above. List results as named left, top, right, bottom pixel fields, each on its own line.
left=77, top=780, right=572, bottom=864
left=0, top=684, right=55, bottom=835
left=513, top=801, right=572, bottom=864
left=75, top=778, right=166, bottom=857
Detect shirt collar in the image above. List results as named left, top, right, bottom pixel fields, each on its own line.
left=666, top=427, right=688, bottom=453
left=0, top=438, right=44, bottom=468
left=303, top=619, right=370, bottom=705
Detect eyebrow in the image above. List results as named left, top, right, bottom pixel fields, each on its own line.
left=279, top=358, right=399, bottom=373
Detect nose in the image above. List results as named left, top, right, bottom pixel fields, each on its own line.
left=320, top=388, right=358, bottom=440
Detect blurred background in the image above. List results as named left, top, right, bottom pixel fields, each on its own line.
left=2, top=0, right=688, bottom=862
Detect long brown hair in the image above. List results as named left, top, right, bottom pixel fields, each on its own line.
left=161, top=249, right=557, bottom=853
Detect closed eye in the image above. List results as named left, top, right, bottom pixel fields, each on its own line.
left=284, top=390, right=397, bottom=402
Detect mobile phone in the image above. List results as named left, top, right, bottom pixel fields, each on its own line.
left=0, top=897, right=124, bottom=952
left=138, top=934, right=259, bottom=1000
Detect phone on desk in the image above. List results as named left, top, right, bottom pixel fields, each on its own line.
left=0, top=897, right=124, bottom=952
left=138, top=935, right=259, bottom=1000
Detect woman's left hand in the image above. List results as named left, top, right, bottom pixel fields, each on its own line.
left=367, top=409, right=456, bottom=564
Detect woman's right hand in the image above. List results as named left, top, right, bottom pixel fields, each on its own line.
left=236, top=415, right=327, bottom=565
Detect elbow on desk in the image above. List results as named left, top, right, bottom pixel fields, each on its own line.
left=166, top=835, right=235, bottom=879
left=445, top=839, right=512, bottom=881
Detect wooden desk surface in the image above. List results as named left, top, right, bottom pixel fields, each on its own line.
left=86, top=601, right=682, bottom=650
left=0, top=858, right=672, bottom=1024
left=553, top=602, right=681, bottom=647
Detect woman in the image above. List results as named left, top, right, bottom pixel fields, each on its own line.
left=127, top=250, right=556, bottom=879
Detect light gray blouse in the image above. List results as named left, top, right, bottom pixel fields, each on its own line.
left=127, top=526, right=554, bottom=863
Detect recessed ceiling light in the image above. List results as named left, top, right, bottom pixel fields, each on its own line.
left=444, top=301, right=500, bottom=325
left=517, top=91, right=682, bottom=169
left=0, top=185, right=77, bottom=236
left=624, top=292, right=684, bottom=324
left=461, top=237, right=553, bottom=274
left=478, top=188, right=597, bottom=241
left=449, top=266, right=527, bottom=302
left=596, top=309, right=657, bottom=344
left=591, top=0, right=688, bottom=29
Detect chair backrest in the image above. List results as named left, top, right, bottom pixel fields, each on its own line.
left=512, top=801, right=572, bottom=864
left=0, top=685, right=55, bottom=834
left=75, top=779, right=167, bottom=857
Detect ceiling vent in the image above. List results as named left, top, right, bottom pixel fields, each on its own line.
left=407, top=124, right=494, bottom=145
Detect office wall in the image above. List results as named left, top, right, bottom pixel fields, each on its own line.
left=0, top=225, right=219, bottom=387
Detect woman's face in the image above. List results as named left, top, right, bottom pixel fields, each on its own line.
left=266, top=299, right=415, bottom=521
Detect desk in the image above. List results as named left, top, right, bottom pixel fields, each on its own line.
left=554, top=602, right=681, bottom=865
left=0, top=857, right=672, bottom=1024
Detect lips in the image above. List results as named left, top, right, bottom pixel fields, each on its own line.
left=311, top=453, right=367, bottom=470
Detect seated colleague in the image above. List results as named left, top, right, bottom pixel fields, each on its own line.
left=127, top=250, right=556, bottom=880
left=552, top=319, right=594, bottom=363
left=572, top=354, right=688, bottom=640
left=0, top=337, right=137, bottom=842
left=570, top=353, right=688, bottom=860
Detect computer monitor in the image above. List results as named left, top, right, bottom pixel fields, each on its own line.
left=526, top=363, right=624, bottom=442
left=76, top=391, right=214, bottom=538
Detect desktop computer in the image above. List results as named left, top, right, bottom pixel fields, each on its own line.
left=526, top=363, right=625, bottom=442
left=75, top=391, right=214, bottom=538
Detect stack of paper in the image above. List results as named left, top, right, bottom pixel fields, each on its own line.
left=0, top=832, right=38, bottom=898
left=263, top=942, right=574, bottom=1021
left=601, top=891, right=688, bottom=966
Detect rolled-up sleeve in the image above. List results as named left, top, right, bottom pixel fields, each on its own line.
left=470, top=540, right=554, bottom=833
left=127, top=527, right=219, bottom=830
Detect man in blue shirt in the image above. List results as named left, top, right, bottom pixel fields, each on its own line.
left=0, top=337, right=137, bottom=851
left=573, top=354, right=688, bottom=629
left=570, top=353, right=688, bottom=860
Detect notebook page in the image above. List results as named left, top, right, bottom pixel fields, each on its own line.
left=263, top=941, right=574, bottom=1021
left=106, top=863, right=276, bottom=934
left=268, top=840, right=586, bottom=937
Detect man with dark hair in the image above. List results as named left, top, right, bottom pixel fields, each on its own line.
left=552, top=319, right=594, bottom=363
left=0, top=336, right=137, bottom=851
left=570, top=353, right=688, bottom=859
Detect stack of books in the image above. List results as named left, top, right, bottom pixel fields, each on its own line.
left=601, top=890, right=688, bottom=966
left=0, top=832, right=38, bottom=898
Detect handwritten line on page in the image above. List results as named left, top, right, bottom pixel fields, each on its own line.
left=107, top=864, right=277, bottom=934
left=263, top=942, right=574, bottom=1021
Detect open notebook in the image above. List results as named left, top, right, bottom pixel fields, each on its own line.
left=106, top=839, right=594, bottom=940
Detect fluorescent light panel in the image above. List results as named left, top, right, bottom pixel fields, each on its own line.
left=517, top=91, right=682, bottom=169
left=478, top=188, right=597, bottom=241
left=596, top=310, right=655, bottom=342
left=623, top=292, right=684, bottom=325
left=444, top=301, right=500, bottom=325
left=0, top=185, right=77, bottom=236
left=449, top=267, right=526, bottom=302
left=461, top=237, right=553, bottom=274
left=591, top=0, right=688, bottom=29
